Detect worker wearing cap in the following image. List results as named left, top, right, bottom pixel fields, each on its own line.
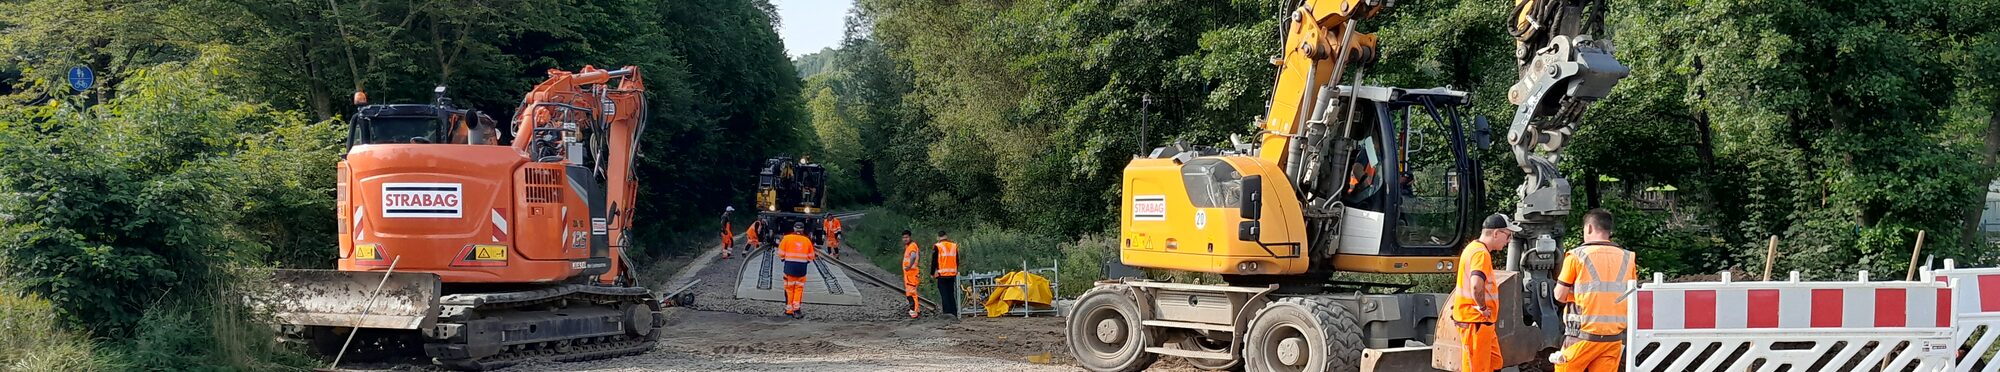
left=1450, top=213, right=1517, bottom=372
left=1552, top=209, right=1636, bottom=372
left=901, top=230, right=923, bottom=318
left=779, top=222, right=816, bottom=319
left=931, top=231, right=961, bottom=318
left=719, top=209, right=734, bottom=259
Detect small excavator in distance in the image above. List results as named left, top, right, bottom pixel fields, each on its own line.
left=1064, top=0, right=1627, bottom=370
left=750, top=156, right=831, bottom=248
left=270, top=65, right=662, bottom=370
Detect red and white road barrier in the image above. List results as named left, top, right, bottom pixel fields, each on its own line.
left=1629, top=271, right=1956, bottom=372
left=1933, top=259, right=2000, bottom=372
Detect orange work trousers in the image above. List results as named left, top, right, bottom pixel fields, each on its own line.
left=903, top=269, right=921, bottom=314
left=783, top=274, right=805, bottom=314
left=1555, top=340, right=1621, bottom=372
left=1456, top=322, right=1502, bottom=372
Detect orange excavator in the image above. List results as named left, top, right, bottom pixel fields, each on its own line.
left=270, top=65, right=661, bottom=370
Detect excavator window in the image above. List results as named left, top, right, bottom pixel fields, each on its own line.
left=1341, top=134, right=1386, bottom=206
left=1181, top=158, right=1242, bottom=208
left=356, top=116, right=448, bottom=145
left=1393, top=98, right=1471, bottom=248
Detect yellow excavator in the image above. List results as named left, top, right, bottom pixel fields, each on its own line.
left=1064, top=0, right=1627, bottom=370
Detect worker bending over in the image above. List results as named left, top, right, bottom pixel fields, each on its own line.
left=719, top=208, right=735, bottom=259
left=1451, top=214, right=1517, bottom=372
left=932, top=231, right=960, bottom=318
left=1552, top=209, right=1636, bottom=372
left=901, top=230, right=923, bottom=319
left=744, top=219, right=763, bottom=253
left=778, top=222, right=816, bottom=319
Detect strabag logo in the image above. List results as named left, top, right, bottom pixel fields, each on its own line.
left=382, top=183, right=463, bottom=218
left=1132, top=195, right=1167, bottom=221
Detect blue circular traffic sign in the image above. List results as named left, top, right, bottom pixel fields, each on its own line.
left=67, top=66, right=93, bottom=92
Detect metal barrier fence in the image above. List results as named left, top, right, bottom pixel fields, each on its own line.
left=954, top=259, right=1060, bottom=317
left=1933, top=259, right=2000, bottom=372
left=1628, top=271, right=1956, bottom=372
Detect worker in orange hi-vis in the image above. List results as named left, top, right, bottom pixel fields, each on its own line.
left=1552, top=209, right=1637, bottom=372
left=1450, top=213, right=1517, bottom=372
left=719, top=207, right=735, bottom=259
left=778, top=222, right=817, bottom=319
left=931, top=231, right=961, bottom=318
left=744, top=219, right=763, bottom=252
left=900, top=230, right=923, bottom=319
left=821, top=218, right=842, bottom=258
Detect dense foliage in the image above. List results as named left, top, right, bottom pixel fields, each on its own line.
left=0, top=0, right=805, bottom=368
left=801, top=0, right=2000, bottom=278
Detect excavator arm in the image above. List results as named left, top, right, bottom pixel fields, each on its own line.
left=1501, top=0, right=1629, bottom=268
left=1258, top=0, right=1391, bottom=192
left=509, top=65, right=648, bottom=284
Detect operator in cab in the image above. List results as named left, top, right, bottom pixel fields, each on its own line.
left=779, top=222, right=817, bottom=319
left=1551, top=209, right=1636, bottom=372
left=1451, top=213, right=1518, bottom=372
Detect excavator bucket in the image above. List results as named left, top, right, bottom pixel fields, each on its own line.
left=269, top=269, right=442, bottom=330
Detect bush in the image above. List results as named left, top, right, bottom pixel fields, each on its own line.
left=0, top=294, right=117, bottom=371
left=120, top=291, right=316, bottom=371
left=0, top=50, right=327, bottom=370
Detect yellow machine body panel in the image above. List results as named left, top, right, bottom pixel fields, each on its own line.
left=1120, top=155, right=1310, bottom=276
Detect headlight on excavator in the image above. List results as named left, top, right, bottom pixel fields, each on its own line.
left=1237, top=261, right=1261, bottom=273
left=1437, top=260, right=1454, bottom=271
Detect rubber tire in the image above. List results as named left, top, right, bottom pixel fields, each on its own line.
left=1175, top=332, right=1244, bottom=371
left=1243, top=297, right=1363, bottom=372
left=1066, top=285, right=1158, bottom=372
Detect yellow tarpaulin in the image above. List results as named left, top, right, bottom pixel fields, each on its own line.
left=982, top=271, right=1053, bottom=317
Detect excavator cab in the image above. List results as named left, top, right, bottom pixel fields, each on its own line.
left=1120, top=86, right=1486, bottom=285
left=347, top=87, right=499, bottom=147
left=1320, top=86, right=1486, bottom=273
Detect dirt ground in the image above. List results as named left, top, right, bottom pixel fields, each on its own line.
left=337, top=212, right=1208, bottom=371
left=517, top=309, right=1084, bottom=371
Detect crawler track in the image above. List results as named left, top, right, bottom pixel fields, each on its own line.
left=425, top=284, right=663, bottom=371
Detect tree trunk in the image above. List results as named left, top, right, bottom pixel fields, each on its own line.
left=303, top=40, right=333, bottom=121
left=1694, top=109, right=1716, bottom=171
left=1585, top=171, right=1601, bottom=209
left=1967, top=109, right=2000, bottom=251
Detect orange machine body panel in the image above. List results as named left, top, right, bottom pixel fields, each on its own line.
left=335, top=65, right=647, bottom=286
left=336, top=145, right=596, bottom=283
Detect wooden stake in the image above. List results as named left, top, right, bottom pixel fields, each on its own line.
left=1906, top=230, right=1927, bottom=281
left=1762, top=235, right=1778, bottom=281
left=330, top=255, right=400, bottom=371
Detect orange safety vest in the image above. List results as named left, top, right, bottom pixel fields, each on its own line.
left=722, top=221, right=733, bottom=238
left=745, top=221, right=761, bottom=245
left=779, top=233, right=815, bottom=262
left=934, top=240, right=959, bottom=277
left=1561, top=242, right=1637, bottom=338
left=1450, top=241, right=1500, bottom=323
left=902, top=242, right=921, bottom=273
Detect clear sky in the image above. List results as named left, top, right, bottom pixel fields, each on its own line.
left=771, top=0, right=855, bottom=58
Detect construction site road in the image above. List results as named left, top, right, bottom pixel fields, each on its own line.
left=337, top=211, right=1207, bottom=371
